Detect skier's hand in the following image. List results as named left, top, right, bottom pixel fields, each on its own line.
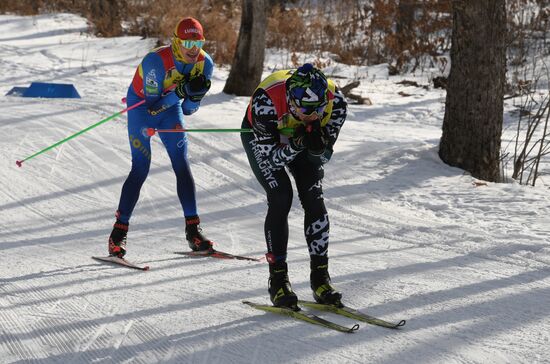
left=308, top=146, right=333, bottom=165
left=174, top=76, right=188, bottom=98
left=175, top=74, right=211, bottom=102
left=303, top=120, right=327, bottom=155
left=288, top=124, right=306, bottom=150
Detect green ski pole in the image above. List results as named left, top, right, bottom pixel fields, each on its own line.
left=146, top=127, right=294, bottom=136
left=16, top=99, right=146, bottom=168
left=16, top=84, right=179, bottom=168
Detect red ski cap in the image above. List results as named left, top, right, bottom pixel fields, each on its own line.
left=174, top=17, right=204, bottom=40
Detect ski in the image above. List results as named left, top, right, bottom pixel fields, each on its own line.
left=242, top=301, right=359, bottom=334
left=298, top=300, right=406, bottom=329
left=91, top=256, right=150, bottom=271
left=174, top=249, right=262, bottom=262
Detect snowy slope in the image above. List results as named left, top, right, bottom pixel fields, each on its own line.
left=1, top=13, right=549, bottom=364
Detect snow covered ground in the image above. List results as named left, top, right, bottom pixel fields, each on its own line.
left=1, top=13, right=549, bottom=364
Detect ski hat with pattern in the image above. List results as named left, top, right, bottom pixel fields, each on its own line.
left=286, top=63, right=329, bottom=116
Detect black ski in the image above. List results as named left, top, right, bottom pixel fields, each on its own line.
left=298, top=300, right=406, bottom=329
left=174, top=249, right=262, bottom=262
left=243, top=301, right=359, bottom=333
left=92, top=256, right=150, bottom=271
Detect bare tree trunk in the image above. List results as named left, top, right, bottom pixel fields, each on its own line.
left=439, top=0, right=506, bottom=182
left=394, top=0, right=417, bottom=71
left=223, top=0, right=267, bottom=96
left=396, top=0, right=415, bottom=47
left=89, top=0, right=124, bottom=36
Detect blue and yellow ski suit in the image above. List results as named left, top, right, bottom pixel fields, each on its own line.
left=116, top=45, right=214, bottom=224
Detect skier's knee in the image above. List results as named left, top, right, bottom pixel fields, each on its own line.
left=267, top=190, right=292, bottom=213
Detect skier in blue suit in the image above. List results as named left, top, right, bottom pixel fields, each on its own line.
left=108, top=17, right=215, bottom=258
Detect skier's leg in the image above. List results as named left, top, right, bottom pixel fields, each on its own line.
left=289, top=153, right=342, bottom=306
left=241, top=118, right=297, bottom=308
left=289, top=153, right=329, bottom=256
left=241, top=119, right=293, bottom=259
left=158, top=110, right=211, bottom=251
left=116, top=106, right=153, bottom=223
left=109, top=105, right=152, bottom=257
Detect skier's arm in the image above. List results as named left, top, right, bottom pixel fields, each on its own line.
left=317, top=89, right=347, bottom=163
left=148, top=53, right=214, bottom=116
left=324, top=89, right=347, bottom=147
left=138, top=53, right=166, bottom=108
left=250, top=89, right=303, bottom=170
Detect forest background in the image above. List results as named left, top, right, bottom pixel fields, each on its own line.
left=1, top=0, right=548, bottom=81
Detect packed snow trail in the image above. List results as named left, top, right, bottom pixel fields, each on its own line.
left=0, top=13, right=549, bottom=364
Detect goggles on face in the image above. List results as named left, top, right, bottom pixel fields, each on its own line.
left=289, top=99, right=326, bottom=122
left=180, top=39, right=205, bottom=49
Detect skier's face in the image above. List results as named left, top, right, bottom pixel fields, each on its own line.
left=289, top=99, right=324, bottom=122
left=178, top=39, right=204, bottom=63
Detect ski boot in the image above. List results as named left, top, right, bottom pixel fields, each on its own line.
left=268, top=261, right=298, bottom=310
left=185, top=216, right=213, bottom=251
left=108, top=220, right=128, bottom=258
left=310, top=255, right=343, bottom=307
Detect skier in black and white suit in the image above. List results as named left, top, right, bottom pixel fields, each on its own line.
left=241, top=63, right=347, bottom=309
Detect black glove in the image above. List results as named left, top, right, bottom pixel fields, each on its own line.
left=307, top=146, right=333, bottom=165
left=289, top=124, right=306, bottom=150
left=174, top=76, right=187, bottom=98
left=303, top=120, right=327, bottom=156
left=175, top=74, right=211, bottom=102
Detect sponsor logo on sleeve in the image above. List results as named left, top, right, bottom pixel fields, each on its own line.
left=145, top=69, right=159, bottom=95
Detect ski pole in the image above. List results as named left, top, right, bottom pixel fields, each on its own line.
left=15, top=99, right=146, bottom=167
left=15, top=83, right=181, bottom=167
left=146, top=127, right=294, bottom=136
left=147, top=128, right=252, bottom=136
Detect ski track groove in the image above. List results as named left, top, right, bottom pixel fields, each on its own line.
left=74, top=323, right=121, bottom=364
left=0, top=311, right=38, bottom=363
left=3, top=278, right=64, bottom=311
left=2, top=282, right=89, bottom=360
left=70, top=318, right=112, bottom=363
left=131, top=320, right=177, bottom=362
left=38, top=317, right=77, bottom=359
left=40, top=265, right=184, bottom=363
left=0, top=267, right=171, bottom=363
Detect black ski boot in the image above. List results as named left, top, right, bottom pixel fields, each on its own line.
left=185, top=216, right=213, bottom=251
left=108, top=220, right=128, bottom=258
left=268, top=261, right=298, bottom=310
left=310, top=255, right=343, bottom=307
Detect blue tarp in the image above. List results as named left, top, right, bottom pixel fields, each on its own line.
left=6, top=82, right=81, bottom=98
